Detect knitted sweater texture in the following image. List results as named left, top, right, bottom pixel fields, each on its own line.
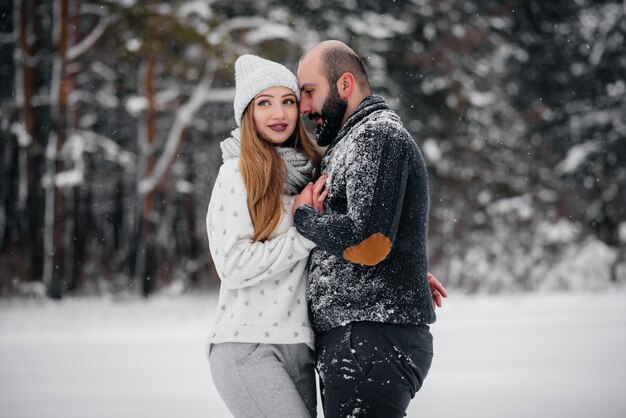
left=294, top=95, right=436, bottom=335
left=206, top=158, right=316, bottom=350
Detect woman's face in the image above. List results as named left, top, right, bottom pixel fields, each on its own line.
left=252, top=86, right=298, bottom=145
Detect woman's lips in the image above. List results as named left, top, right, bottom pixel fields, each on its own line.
left=268, top=123, right=288, bottom=132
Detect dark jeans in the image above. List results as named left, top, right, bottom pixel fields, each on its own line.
left=315, top=321, right=433, bottom=418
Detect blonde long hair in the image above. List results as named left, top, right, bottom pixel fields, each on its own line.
left=239, top=102, right=321, bottom=241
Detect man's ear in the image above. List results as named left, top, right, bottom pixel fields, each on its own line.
left=336, top=72, right=355, bottom=99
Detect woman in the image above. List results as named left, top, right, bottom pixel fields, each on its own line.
left=206, top=55, right=323, bottom=418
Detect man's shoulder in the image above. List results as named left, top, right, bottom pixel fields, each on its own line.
left=350, top=109, right=413, bottom=148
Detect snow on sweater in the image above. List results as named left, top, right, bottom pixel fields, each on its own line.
left=206, top=158, right=316, bottom=351
left=294, top=95, right=436, bottom=335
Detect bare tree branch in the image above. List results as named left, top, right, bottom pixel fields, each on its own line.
left=66, top=14, right=116, bottom=62
left=138, top=61, right=218, bottom=196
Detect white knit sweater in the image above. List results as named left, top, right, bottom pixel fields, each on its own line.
left=206, top=158, right=316, bottom=351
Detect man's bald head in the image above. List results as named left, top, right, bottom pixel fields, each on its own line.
left=301, top=40, right=371, bottom=95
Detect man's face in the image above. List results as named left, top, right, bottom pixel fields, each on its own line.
left=313, top=85, right=348, bottom=147
left=298, top=55, right=348, bottom=147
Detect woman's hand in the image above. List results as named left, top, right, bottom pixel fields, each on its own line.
left=293, top=182, right=314, bottom=215
left=312, top=173, right=328, bottom=212
left=428, top=272, right=448, bottom=309
left=293, top=174, right=328, bottom=215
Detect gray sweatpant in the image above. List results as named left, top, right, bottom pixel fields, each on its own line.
left=209, top=342, right=316, bottom=418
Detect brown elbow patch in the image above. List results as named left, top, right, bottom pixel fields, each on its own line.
left=343, top=233, right=392, bottom=266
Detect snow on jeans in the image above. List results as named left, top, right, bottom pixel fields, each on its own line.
left=315, top=321, right=433, bottom=418
left=209, top=342, right=316, bottom=418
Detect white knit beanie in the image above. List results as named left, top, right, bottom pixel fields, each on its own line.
left=233, top=54, right=300, bottom=126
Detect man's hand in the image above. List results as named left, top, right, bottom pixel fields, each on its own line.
left=312, top=173, right=328, bottom=212
left=293, top=182, right=314, bottom=215
left=428, top=272, right=447, bottom=309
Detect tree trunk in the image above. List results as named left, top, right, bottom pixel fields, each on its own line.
left=15, top=0, right=45, bottom=282
left=134, top=58, right=159, bottom=297
left=65, top=0, right=84, bottom=292
left=44, top=0, right=71, bottom=299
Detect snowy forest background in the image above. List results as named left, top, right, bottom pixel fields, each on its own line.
left=1, top=0, right=625, bottom=299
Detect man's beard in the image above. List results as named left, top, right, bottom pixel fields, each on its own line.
left=309, top=86, right=348, bottom=147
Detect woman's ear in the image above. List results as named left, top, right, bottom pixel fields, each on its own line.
left=336, top=72, right=355, bottom=99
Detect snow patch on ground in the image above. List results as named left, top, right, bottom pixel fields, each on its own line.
left=1, top=290, right=625, bottom=417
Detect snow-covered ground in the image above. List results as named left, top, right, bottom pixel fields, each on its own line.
left=1, top=289, right=625, bottom=418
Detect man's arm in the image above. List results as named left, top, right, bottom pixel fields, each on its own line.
left=294, top=125, right=415, bottom=265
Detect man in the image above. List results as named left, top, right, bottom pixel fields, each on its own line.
left=292, top=40, right=445, bottom=417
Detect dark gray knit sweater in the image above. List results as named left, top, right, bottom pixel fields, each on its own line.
left=294, top=95, right=436, bottom=335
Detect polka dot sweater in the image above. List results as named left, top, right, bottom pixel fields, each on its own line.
left=206, top=158, right=316, bottom=350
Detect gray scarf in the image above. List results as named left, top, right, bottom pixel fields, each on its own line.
left=220, top=128, right=314, bottom=195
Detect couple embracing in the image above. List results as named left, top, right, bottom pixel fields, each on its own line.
left=206, top=40, right=447, bottom=418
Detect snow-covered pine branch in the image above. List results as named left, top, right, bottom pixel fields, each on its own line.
left=71, top=129, right=136, bottom=169
left=66, top=7, right=117, bottom=62
left=587, top=4, right=623, bottom=67
left=204, top=87, right=235, bottom=103
left=49, top=129, right=136, bottom=189
left=138, top=62, right=218, bottom=196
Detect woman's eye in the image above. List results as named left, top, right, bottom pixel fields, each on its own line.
left=257, top=100, right=270, bottom=106
left=284, top=98, right=296, bottom=105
